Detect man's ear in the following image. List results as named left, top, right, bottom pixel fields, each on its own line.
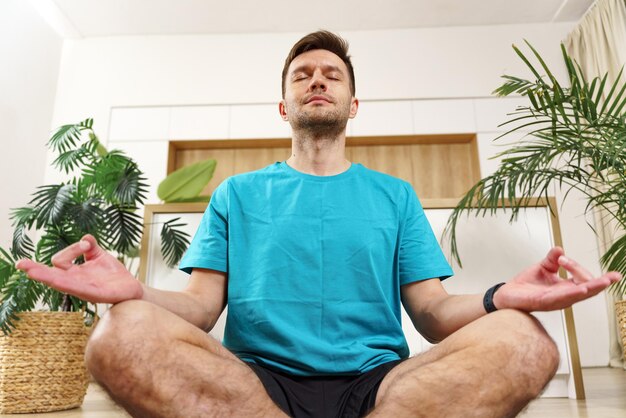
left=349, top=98, right=359, bottom=119
left=279, top=101, right=289, bottom=121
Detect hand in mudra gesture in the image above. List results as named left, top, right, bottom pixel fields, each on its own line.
left=496, top=247, right=622, bottom=312
left=16, top=234, right=143, bottom=304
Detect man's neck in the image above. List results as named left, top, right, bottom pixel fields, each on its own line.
left=287, top=130, right=351, bottom=176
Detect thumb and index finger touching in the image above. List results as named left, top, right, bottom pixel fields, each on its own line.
left=15, top=234, right=103, bottom=274
left=541, top=246, right=622, bottom=285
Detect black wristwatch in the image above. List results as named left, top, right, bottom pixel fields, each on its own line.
left=483, top=282, right=506, bottom=313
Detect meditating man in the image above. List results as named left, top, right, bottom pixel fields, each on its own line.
left=17, top=31, right=621, bottom=418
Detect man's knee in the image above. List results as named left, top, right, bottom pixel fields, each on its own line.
left=85, top=300, right=157, bottom=385
left=489, top=309, right=560, bottom=394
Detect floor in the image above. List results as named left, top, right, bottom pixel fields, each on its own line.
left=1, top=367, right=624, bottom=417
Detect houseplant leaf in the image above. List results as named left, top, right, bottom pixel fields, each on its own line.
left=160, top=218, right=191, bottom=268
left=157, top=159, right=217, bottom=202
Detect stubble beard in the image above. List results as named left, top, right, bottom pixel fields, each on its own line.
left=287, top=100, right=350, bottom=144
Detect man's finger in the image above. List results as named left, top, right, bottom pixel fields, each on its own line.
left=540, top=247, right=564, bottom=273
left=558, top=255, right=594, bottom=284
left=50, top=239, right=92, bottom=269
left=608, top=271, right=623, bottom=283
left=16, top=260, right=90, bottom=297
left=16, top=260, right=61, bottom=286
left=539, top=276, right=615, bottom=310
left=583, top=277, right=612, bottom=293
left=80, top=234, right=106, bottom=262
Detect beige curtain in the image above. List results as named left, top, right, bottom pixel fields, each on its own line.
left=564, top=0, right=626, bottom=369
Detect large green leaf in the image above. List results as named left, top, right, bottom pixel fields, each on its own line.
left=157, top=159, right=217, bottom=202
left=165, top=195, right=212, bottom=203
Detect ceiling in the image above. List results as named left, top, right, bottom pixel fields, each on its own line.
left=29, top=0, right=595, bottom=39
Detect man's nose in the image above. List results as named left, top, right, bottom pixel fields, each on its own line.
left=308, top=72, right=327, bottom=91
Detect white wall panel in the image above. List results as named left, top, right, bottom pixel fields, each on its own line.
left=412, top=99, right=475, bottom=134
left=350, top=100, right=413, bottom=136
left=170, top=105, right=230, bottom=140
left=474, top=96, right=532, bottom=133
left=229, top=104, right=290, bottom=139
left=476, top=131, right=526, bottom=178
left=109, top=107, right=171, bottom=141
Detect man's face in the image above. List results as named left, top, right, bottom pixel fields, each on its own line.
left=279, top=49, right=358, bottom=134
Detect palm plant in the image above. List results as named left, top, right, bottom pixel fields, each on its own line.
left=0, top=119, right=191, bottom=334
left=443, top=42, right=626, bottom=296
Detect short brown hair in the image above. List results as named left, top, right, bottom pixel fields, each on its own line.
left=281, top=30, right=356, bottom=98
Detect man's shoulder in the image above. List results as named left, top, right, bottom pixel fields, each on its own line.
left=358, top=164, right=413, bottom=191
left=226, top=162, right=282, bottom=185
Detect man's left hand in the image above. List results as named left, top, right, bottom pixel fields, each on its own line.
left=494, top=247, right=622, bottom=311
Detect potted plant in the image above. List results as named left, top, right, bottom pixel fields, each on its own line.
left=0, top=119, right=191, bottom=413
left=443, top=42, right=626, bottom=355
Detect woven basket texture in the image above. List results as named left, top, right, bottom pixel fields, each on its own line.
left=0, top=311, right=90, bottom=413
left=617, top=300, right=626, bottom=362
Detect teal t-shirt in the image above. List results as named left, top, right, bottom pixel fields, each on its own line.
left=179, top=162, right=453, bottom=376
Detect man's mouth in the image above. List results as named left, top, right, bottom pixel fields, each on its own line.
left=305, top=95, right=333, bottom=104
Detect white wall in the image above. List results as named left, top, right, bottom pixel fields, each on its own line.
left=46, top=22, right=612, bottom=367
left=0, top=0, right=63, bottom=250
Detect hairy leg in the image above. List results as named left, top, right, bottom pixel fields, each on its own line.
left=85, top=300, right=286, bottom=418
left=370, top=309, right=560, bottom=418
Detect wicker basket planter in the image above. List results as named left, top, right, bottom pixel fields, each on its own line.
left=0, top=311, right=91, bottom=413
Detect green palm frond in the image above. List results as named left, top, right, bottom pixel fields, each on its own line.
left=10, top=206, right=37, bottom=229
left=444, top=42, right=626, bottom=296
left=41, top=286, right=66, bottom=312
left=29, top=184, right=75, bottom=227
left=0, top=270, right=44, bottom=335
left=602, top=234, right=626, bottom=296
left=52, top=139, right=100, bottom=173
left=494, top=75, right=536, bottom=97
left=35, top=225, right=81, bottom=265
left=83, top=152, right=148, bottom=205
left=47, top=118, right=94, bottom=154
left=111, top=161, right=148, bottom=205
left=160, top=218, right=191, bottom=268
left=11, top=223, right=34, bottom=259
left=66, top=198, right=104, bottom=236
left=102, top=205, right=143, bottom=253
left=0, top=247, right=15, bottom=288
left=9, top=207, right=37, bottom=259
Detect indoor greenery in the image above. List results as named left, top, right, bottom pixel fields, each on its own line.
left=444, top=42, right=626, bottom=297
left=157, top=158, right=217, bottom=203
left=0, top=119, right=191, bottom=334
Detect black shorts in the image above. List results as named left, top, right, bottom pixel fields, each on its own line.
left=246, top=360, right=403, bottom=418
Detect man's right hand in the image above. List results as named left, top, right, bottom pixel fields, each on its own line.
left=15, top=234, right=143, bottom=304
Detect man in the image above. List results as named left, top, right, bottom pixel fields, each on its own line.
left=17, top=31, right=621, bottom=418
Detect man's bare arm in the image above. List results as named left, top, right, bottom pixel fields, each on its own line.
left=402, top=246, right=621, bottom=343
left=141, top=269, right=227, bottom=332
